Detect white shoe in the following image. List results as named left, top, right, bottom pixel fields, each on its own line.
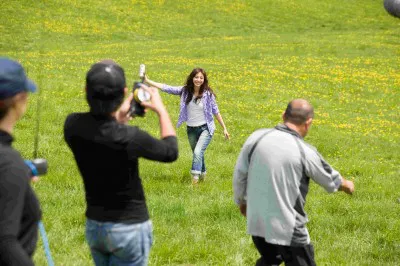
left=199, top=172, right=206, bottom=182
left=192, top=175, right=199, bottom=185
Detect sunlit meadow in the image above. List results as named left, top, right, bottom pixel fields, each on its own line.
left=1, top=0, right=399, bottom=265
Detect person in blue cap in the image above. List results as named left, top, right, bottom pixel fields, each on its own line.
left=0, top=57, right=41, bottom=266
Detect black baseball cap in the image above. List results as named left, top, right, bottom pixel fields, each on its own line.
left=86, top=60, right=126, bottom=114
left=0, top=57, right=37, bottom=100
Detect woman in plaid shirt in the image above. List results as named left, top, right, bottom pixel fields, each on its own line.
left=144, top=68, right=230, bottom=184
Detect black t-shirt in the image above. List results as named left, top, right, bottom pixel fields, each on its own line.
left=64, top=113, right=178, bottom=223
left=0, top=130, right=42, bottom=266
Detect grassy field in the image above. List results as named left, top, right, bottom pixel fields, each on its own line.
left=1, top=0, right=400, bottom=265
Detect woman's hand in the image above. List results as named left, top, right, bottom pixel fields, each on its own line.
left=143, top=74, right=149, bottom=84
left=223, top=129, right=230, bottom=140
left=215, top=113, right=230, bottom=140
left=142, top=75, right=164, bottom=90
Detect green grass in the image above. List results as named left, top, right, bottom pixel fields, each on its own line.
left=1, top=0, right=400, bottom=265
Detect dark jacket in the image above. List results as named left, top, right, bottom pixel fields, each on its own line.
left=64, top=113, right=178, bottom=223
left=0, top=130, right=41, bottom=266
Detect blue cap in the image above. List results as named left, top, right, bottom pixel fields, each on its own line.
left=0, top=57, right=37, bottom=100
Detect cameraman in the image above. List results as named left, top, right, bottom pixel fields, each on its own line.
left=0, top=58, right=41, bottom=265
left=64, top=59, right=178, bottom=266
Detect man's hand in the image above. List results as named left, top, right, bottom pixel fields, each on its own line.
left=140, top=86, right=167, bottom=115
left=239, top=203, right=247, bottom=217
left=339, top=178, right=355, bottom=195
left=115, top=92, right=134, bottom=124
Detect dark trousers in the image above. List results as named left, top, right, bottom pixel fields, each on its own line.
left=252, top=236, right=316, bottom=266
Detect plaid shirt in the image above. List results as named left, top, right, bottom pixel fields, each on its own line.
left=161, top=85, right=220, bottom=135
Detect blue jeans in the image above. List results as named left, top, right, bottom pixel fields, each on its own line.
left=187, top=124, right=212, bottom=175
left=85, top=219, right=153, bottom=266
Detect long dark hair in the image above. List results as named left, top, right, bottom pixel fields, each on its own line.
left=183, top=68, right=216, bottom=105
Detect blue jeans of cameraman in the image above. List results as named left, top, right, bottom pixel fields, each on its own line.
left=187, top=124, right=212, bottom=176
left=86, top=219, right=153, bottom=266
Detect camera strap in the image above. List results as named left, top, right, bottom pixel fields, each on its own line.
left=32, top=54, right=54, bottom=266
left=38, top=221, right=55, bottom=266
left=247, top=129, right=275, bottom=163
left=247, top=128, right=306, bottom=175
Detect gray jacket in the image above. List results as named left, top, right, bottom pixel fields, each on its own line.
left=233, top=124, right=342, bottom=246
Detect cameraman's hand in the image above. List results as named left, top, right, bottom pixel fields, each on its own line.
left=141, top=84, right=176, bottom=138
left=115, top=92, right=134, bottom=124
left=140, top=86, right=167, bottom=115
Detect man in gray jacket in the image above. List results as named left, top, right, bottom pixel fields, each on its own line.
left=233, top=99, right=354, bottom=266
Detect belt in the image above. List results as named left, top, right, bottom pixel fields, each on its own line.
left=187, top=124, right=207, bottom=128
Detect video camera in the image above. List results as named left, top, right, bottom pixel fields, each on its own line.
left=128, top=64, right=151, bottom=117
